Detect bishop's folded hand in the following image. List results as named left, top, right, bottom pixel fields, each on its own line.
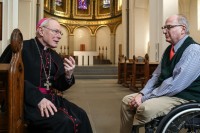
left=38, top=98, right=57, bottom=117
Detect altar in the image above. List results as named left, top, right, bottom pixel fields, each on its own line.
left=74, top=51, right=99, bottom=66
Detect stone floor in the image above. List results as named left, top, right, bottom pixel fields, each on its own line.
left=63, top=79, right=132, bottom=133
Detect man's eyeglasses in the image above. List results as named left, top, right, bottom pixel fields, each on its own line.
left=43, top=26, right=63, bottom=36
left=161, top=25, right=184, bottom=30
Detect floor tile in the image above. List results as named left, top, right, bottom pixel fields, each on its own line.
left=63, top=79, right=132, bottom=133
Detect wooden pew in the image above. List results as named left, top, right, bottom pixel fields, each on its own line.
left=122, top=57, right=133, bottom=87
left=129, top=54, right=149, bottom=92
left=0, top=29, right=24, bottom=133
left=149, top=62, right=158, bottom=78
left=117, top=54, right=159, bottom=90
left=129, top=54, right=159, bottom=92
left=0, top=64, right=9, bottom=132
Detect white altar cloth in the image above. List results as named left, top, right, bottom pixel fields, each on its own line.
left=74, top=51, right=98, bottom=66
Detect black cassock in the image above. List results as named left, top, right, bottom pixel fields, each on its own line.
left=0, top=38, right=93, bottom=133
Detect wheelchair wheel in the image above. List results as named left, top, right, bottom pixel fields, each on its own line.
left=156, top=102, right=200, bottom=133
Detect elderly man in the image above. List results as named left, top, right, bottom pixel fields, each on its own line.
left=120, top=14, right=200, bottom=133
left=0, top=18, right=93, bottom=133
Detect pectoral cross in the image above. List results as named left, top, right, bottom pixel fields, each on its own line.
left=44, top=80, right=52, bottom=90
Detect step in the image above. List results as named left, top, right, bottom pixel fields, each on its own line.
left=74, top=75, right=118, bottom=79
left=74, top=65, right=118, bottom=79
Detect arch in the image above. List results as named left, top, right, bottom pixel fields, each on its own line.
left=112, top=22, right=122, bottom=34
left=60, top=23, right=71, bottom=33
left=115, top=24, right=123, bottom=63
left=74, top=27, right=91, bottom=51
left=96, top=26, right=111, bottom=60
left=95, top=25, right=111, bottom=35
left=74, top=25, right=92, bottom=35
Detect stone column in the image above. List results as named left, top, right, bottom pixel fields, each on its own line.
left=91, top=34, right=96, bottom=51
left=1, top=0, right=19, bottom=53
left=110, top=33, right=115, bottom=64
left=122, top=0, right=128, bottom=59
left=37, top=0, right=44, bottom=22
left=68, top=34, right=74, bottom=55
left=149, top=0, right=178, bottom=62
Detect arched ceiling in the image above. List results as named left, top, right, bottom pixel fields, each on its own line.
left=44, top=0, right=122, bottom=35
left=44, top=0, right=122, bottom=20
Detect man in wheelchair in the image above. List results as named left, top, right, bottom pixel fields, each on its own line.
left=120, top=14, right=200, bottom=133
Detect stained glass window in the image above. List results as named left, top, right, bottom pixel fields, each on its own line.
left=78, top=0, right=88, bottom=10
left=103, top=0, right=110, bottom=8
left=55, top=0, right=62, bottom=6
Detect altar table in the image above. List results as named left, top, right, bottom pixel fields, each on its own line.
left=74, top=51, right=98, bottom=66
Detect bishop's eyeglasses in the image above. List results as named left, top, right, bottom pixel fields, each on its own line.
left=43, top=26, right=63, bottom=36
left=161, top=25, right=184, bottom=30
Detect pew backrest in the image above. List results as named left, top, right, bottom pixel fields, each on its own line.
left=0, top=29, right=24, bottom=133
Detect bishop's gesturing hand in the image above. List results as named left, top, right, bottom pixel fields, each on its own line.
left=63, top=56, right=75, bottom=79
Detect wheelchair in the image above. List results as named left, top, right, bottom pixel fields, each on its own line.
left=132, top=102, right=200, bottom=133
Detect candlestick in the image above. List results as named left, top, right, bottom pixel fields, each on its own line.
left=106, top=46, right=107, bottom=60
left=67, top=46, right=69, bottom=55
left=60, top=46, right=62, bottom=54
left=64, top=46, right=66, bottom=55
left=102, top=46, right=104, bottom=60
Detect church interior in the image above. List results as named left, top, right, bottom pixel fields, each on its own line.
left=1, top=0, right=200, bottom=132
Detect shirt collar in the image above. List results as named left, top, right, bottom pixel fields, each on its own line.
left=174, top=35, right=189, bottom=52
left=35, top=37, right=49, bottom=51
